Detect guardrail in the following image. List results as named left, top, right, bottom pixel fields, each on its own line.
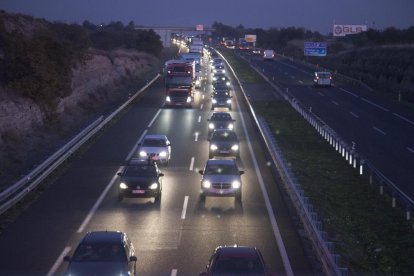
left=0, top=74, right=160, bottom=216
left=217, top=50, right=348, bottom=276
left=241, top=52, right=414, bottom=219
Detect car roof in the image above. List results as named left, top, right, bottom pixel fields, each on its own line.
left=207, top=159, right=237, bottom=165
left=215, top=245, right=261, bottom=258
left=82, top=231, right=125, bottom=244
left=143, top=134, right=167, bottom=140
left=211, top=112, right=232, bottom=118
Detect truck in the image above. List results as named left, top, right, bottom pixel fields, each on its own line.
left=189, top=37, right=203, bottom=54
left=179, top=52, right=202, bottom=87
left=164, top=60, right=194, bottom=107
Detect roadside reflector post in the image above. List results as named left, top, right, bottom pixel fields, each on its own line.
left=406, top=210, right=411, bottom=221
left=380, top=185, right=384, bottom=195
left=392, top=197, right=396, bottom=208
left=359, top=160, right=364, bottom=175
left=349, top=153, right=353, bottom=165
left=369, top=174, right=373, bottom=184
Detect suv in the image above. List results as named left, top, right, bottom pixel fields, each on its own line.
left=208, top=129, right=239, bottom=158
left=64, top=231, right=137, bottom=276
left=263, top=49, right=275, bottom=61
left=200, top=245, right=268, bottom=276
left=212, top=74, right=231, bottom=86
left=138, top=134, right=171, bottom=165
left=314, top=71, right=332, bottom=87
left=198, top=159, right=244, bottom=201
left=207, top=112, right=235, bottom=134
left=117, top=158, right=164, bottom=202
left=211, top=91, right=232, bottom=110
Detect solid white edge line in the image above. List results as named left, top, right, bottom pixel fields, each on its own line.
left=373, top=126, right=386, bottom=135
left=77, top=173, right=119, bottom=233
left=189, top=157, right=195, bottom=171
left=181, top=196, right=189, bottom=219
left=171, top=269, right=178, bottom=276
left=232, top=80, right=294, bottom=276
left=147, top=109, right=162, bottom=128
left=47, top=246, right=71, bottom=276
left=393, top=113, right=414, bottom=126
left=126, top=129, right=148, bottom=161
left=198, top=115, right=201, bottom=123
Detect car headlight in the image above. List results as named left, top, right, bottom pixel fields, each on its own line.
left=186, top=96, right=192, bottom=103
left=210, top=144, right=218, bottom=151
left=212, top=99, right=217, bottom=104
left=139, top=151, right=147, bottom=157
left=228, top=123, right=234, bottom=130
left=150, top=183, right=158, bottom=190
left=213, top=70, right=217, bottom=73
left=159, top=151, right=167, bottom=157
left=232, top=181, right=241, bottom=189
left=222, top=70, right=226, bottom=73
left=202, top=180, right=211, bottom=188
left=212, top=77, right=217, bottom=81
left=120, top=183, right=128, bottom=189
left=226, top=99, right=231, bottom=104
left=226, top=82, right=230, bottom=86
left=166, top=96, right=171, bottom=102
left=209, top=123, right=215, bottom=129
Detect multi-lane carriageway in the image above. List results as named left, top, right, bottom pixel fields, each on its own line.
left=0, top=54, right=315, bottom=275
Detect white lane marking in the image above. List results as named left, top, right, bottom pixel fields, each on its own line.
left=373, top=126, right=386, bottom=135
left=339, top=87, right=358, bottom=97
left=393, top=113, right=414, bottom=126
left=181, top=196, right=189, bottom=219
left=147, top=109, right=162, bottom=128
left=298, top=80, right=303, bottom=84
left=331, top=100, right=339, bottom=106
left=290, top=75, right=295, bottom=79
left=195, top=132, right=199, bottom=141
left=171, top=269, right=178, bottom=276
left=126, top=129, right=148, bottom=161
left=350, top=112, right=359, bottom=118
left=198, top=115, right=201, bottom=123
left=278, top=60, right=311, bottom=76
left=202, top=94, right=205, bottom=99
left=200, top=104, right=203, bottom=109
left=47, top=246, right=71, bottom=276
left=361, top=98, right=389, bottom=112
left=77, top=173, right=120, bottom=233
left=228, top=73, right=294, bottom=275
left=318, top=92, right=324, bottom=97
left=189, top=157, right=195, bottom=171
left=407, top=147, right=414, bottom=154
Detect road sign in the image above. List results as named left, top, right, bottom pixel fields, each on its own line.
left=304, top=42, right=327, bottom=57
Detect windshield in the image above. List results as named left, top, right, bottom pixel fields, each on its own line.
left=142, top=138, right=166, bottom=147
left=124, top=165, right=156, bottom=177
left=205, top=164, right=239, bottom=175
left=166, top=76, right=192, bottom=87
left=212, top=114, right=232, bottom=121
left=72, top=243, right=127, bottom=262
left=211, top=131, right=237, bottom=141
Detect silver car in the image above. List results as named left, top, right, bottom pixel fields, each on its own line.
left=138, top=134, right=171, bottom=165
left=198, top=159, right=244, bottom=202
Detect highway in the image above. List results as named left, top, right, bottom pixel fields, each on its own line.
left=0, top=54, right=314, bottom=275
left=238, top=50, right=414, bottom=201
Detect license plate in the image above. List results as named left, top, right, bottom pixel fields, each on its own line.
left=132, top=190, right=145, bottom=194
left=219, top=150, right=230, bottom=153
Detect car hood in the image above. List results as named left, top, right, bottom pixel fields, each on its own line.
left=67, top=261, right=129, bottom=276
left=203, top=174, right=241, bottom=183
left=210, top=141, right=238, bottom=147
left=139, top=146, right=167, bottom=154
left=122, top=177, right=157, bottom=187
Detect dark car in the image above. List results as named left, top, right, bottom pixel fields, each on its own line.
left=211, top=91, right=232, bottom=110
left=212, top=74, right=230, bottom=86
left=212, top=82, right=231, bottom=94
left=207, top=112, right=235, bottom=134
left=208, top=129, right=239, bottom=158
left=117, top=158, right=164, bottom=202
left=198, top=159, right=244, bottom=201
left=64, top=231, right=137, bottom=276
left=200, top=245, right=268, bottom=276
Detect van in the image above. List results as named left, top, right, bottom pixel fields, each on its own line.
left=263, top=49, right=275, bottom=60
left=314, top=71, right=332, bottom=87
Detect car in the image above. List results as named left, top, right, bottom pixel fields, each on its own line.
left=198, top=159, right=244, bottom=201
left=64, top=231, right=138, bottom=276
left=212, top=64, right=226, bottom=75
left=313, top=71, right=332, bottom=87
left=207, top=112, right=235, bottom=134
left=210, top=58, right=224, bottom=67
left=263, top=49, right=275, bottom=60
left=138, top=134, right=171, bottom=165
left=208, top=129, right=240, bottom=159
left=211, top=91, right=232, bottom=110
left=117, top=158, right=164, bottom=202
left=252, top=48, right=261, bottom=55
left=212, top=75, right=231, bottom=86
left=200, top=245, right=268, bottom=276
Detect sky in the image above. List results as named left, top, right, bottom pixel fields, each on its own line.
left=1, top=0, right=414, bottom=34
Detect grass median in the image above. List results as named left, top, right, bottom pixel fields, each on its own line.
left=222, top=50, right=414, bottom=274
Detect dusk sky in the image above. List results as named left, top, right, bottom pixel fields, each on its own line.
left=1, top=0, right=414, bottom=34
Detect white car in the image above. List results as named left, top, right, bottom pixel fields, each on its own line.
left=314, top=71, right=332, bottom=87
left=263, top=49, right=275, bottom=60
left=138, top=134, right=171, bottom=165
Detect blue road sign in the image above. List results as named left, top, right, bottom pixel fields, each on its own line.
left=304, top=42, right=327, bottom=56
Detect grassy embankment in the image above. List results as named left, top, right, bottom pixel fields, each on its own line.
left=221, top=50, right=414, bottom=274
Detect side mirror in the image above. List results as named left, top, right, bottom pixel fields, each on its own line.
left=239, top=170, right=245, bottom=175
left=117, top=172, right=122, bottom=176
left=130, top=256, right=138, bottom=262
left=63, top=256, right=71, bottom=262
left=159, top=173, right=164, bottom=177
left=198, top=170, right=204, bottom=175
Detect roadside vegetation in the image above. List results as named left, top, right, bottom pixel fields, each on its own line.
left=223, top=50, right=414, bottom=274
